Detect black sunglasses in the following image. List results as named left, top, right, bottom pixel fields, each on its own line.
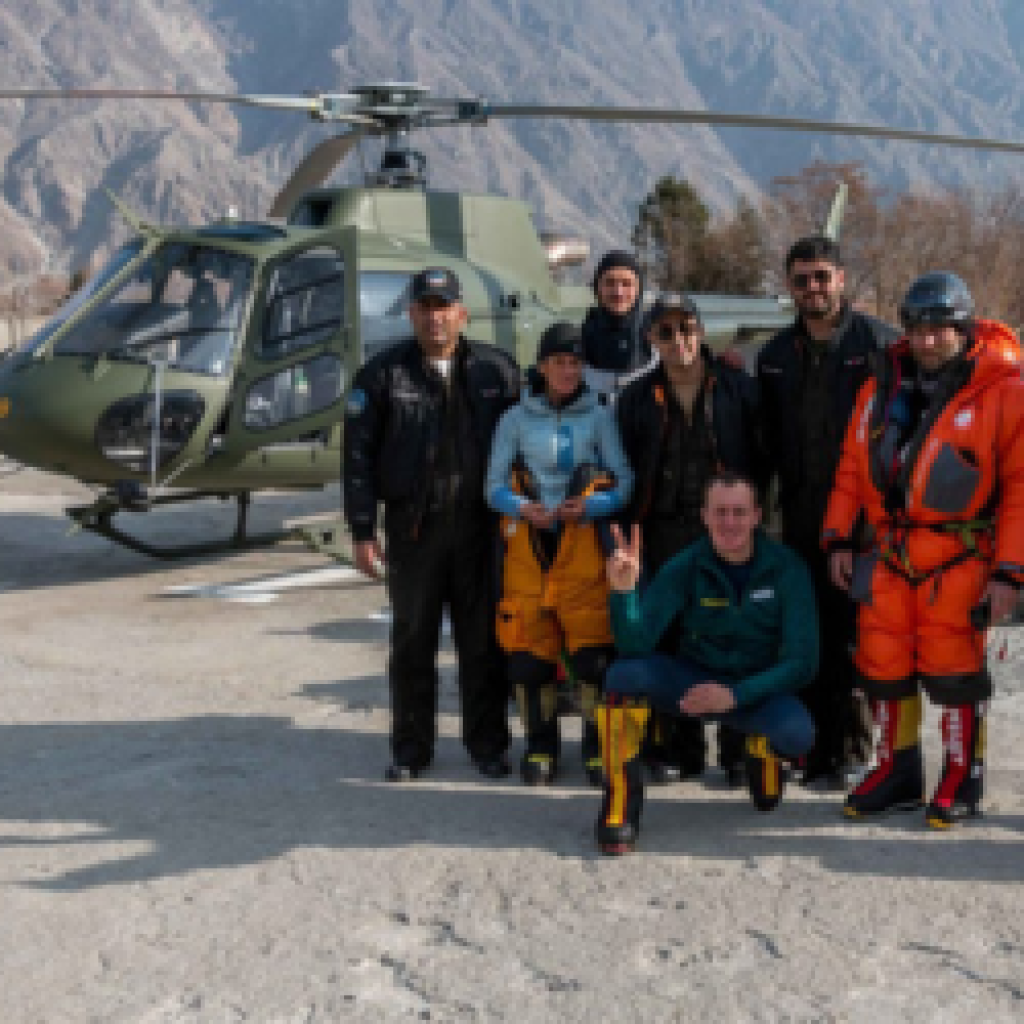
left=656, top=322, right=700, bottom=341
left=791, top=269, right=834, bottom=289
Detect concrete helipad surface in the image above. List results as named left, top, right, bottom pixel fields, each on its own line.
left=1, top=468, right=1022, bottom=1022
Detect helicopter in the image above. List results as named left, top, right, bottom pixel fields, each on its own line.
left=0, top=81, right=1022, bottom=559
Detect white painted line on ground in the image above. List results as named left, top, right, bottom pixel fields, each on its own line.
left=162, top=565, right=364, bottom=602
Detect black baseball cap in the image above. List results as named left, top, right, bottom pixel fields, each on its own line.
left=409, top=266, right=462, bottom=303
left=537, top=321, right=584, bottom=361
left=646, top=293, right=701, bottom=329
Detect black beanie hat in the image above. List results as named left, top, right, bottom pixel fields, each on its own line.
left=593, top=249, right=642, bottom=292
left=537, top=321, right=584, bottom=362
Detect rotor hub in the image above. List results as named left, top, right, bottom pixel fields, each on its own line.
left=350, top=82, right=430, bottom=107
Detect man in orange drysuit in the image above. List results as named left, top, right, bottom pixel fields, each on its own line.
left=822, top=272, right=1024, bottom=828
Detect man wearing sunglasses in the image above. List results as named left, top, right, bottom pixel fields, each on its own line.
left=757, top=236, right=898, bottom=788
left=616, top=294, right=767, bottom=785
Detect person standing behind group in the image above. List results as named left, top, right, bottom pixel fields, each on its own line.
left=824, top=273, right=1024, bottom=828
left=580, top=250, right=658, bottom=405
left=343, top=267, right=520, bottom=782
left=486, top=322, right=633, bottom=786
left=616, top=294, right=766, bottom=785
left=757, top=236, right=898, bottom=786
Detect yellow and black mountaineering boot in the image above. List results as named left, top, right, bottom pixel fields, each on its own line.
left=926, top=702, right=985, bottom=829
left=579, top=682, right=604, bottom=788
left=595, top=697, right=650, bottom=855
left=744, top=735, right=785, bottom=812
left=516, top=682, right=559, bottom=786
left=844, top=695, right=925, bottom=819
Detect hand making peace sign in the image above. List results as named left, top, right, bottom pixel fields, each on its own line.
left=606, top=523, right=642, bottom=592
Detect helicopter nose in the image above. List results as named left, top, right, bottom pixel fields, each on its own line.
left=0, top=358, right=31, bottom=464
left=0, top=356, right=14, bottom=433
left=0, top=354, right=96, bottom=473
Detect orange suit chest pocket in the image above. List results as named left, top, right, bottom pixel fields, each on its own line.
left=921, top=442, right=982, bottom=517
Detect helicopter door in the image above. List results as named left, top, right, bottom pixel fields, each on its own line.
left=225, top=244, right=352, bottom=481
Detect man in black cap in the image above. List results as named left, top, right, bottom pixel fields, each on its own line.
left=344, top=266, right=521, bottom=781
left=581, top=250, right=656, bottom=404
left=617, top=293, right=766, bottom=784
left=757, top=235, right=898, bottom=786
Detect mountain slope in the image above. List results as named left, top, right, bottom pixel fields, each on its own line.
left=1, top=0, right=1022, bottom=275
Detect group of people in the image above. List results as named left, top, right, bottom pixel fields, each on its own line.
left=342, top=240, right=1024, bottom=855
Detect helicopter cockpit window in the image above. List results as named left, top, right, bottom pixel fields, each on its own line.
left=19, top=239, right=146, bottom=357
left=359, top=271, right=412, bottom=361
left=50, top=242, right=254, bottom=376
left=260, top=248, right=344, bottom=360
left=243, top=353, right=344, bottom=431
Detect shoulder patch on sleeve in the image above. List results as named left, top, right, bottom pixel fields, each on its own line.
left=346, top=387, right=368, bottom=417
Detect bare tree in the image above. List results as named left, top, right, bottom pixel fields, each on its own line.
left=766, top=161, right=887, bottom=307
left=765, top=162, right=1024, bottom=330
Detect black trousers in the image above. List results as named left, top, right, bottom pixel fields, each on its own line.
left=642, top=522, right=742, bottom=772
left=385, top=509, right=509, bottom=768
left=786, top=531, right=869, bottom=770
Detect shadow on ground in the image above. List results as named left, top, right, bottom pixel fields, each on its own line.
left=0, top=712, right=1021, bottom=892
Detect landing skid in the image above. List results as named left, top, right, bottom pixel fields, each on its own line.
left=297, top=521, right=354, bottom=566
left=67, top=489, right=293, bottom=560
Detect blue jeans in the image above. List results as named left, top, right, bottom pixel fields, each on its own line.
left=605, top=654, right=815, bottom=759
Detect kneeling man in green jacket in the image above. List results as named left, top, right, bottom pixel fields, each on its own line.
left=597, top=469, right=818, bottom=855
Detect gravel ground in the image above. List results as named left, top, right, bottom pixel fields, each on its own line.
left=1, top=470, right=1022, bottom=1023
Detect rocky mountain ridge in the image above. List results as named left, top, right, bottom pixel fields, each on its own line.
left=1, top=0, right=1022, bottom=278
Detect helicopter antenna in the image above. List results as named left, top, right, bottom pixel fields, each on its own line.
left=104, top=187, right=151, bottom=234
left=149, top=358, right=165, bottom=488
left=822, top=183, right=849, bottom=242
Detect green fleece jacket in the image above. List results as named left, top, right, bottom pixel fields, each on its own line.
left=610, top=531, right=819, bottom=707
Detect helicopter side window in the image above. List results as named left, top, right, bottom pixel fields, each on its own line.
left=243, top=353, right=344, bottom=431
left=359, top=270, right=412, bottom=361
left=260, top=248, right=344, bottom=360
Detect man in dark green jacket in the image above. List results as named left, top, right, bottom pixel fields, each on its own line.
left=595, top=470, right=818, bottom=855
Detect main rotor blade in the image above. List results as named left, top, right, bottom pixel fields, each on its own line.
left=0, top=88, right=377, bottom=124
left=268, top=131, right=367, bottom=218
left=489, top=105, right=1024, bottom=154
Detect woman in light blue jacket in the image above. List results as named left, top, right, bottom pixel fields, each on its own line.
left=486, top=322, right=633, bottom=786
